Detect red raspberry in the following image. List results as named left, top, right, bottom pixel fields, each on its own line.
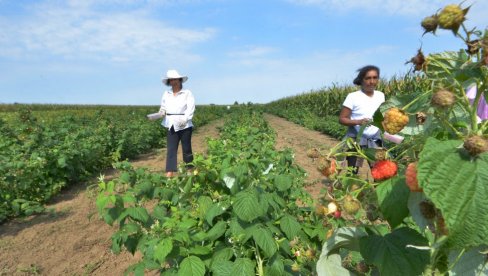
left=371, top=160, right=398, bottom=181
left=405, top=162, right=423, bottom=192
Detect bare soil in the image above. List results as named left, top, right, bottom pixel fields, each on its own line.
left=0, top=114, right=365, bottom=276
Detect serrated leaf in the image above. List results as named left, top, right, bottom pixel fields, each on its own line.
left=265, top=254, right=285, bottom=276
left=274, top=175, right=292, bottom=191
left=135, top=180, right=153, bottom=196
left=375, top=176, right=410, bottom=228
left=359, top=227, right=430, bottom=276
left=418, top=138, right=488, bottom=248
left=212, top=248, right=234, bottom=262
left=152, top=205, right=167, bottom=221
left=252, top=227, right=277, bottom=258
left=280, top=215, right=301, bottom=240
left=121, top=222, right=140, bottom=235
left=178, top=256, right=205, bottom=276
left=189, top=245, right=212, bottom=256
left=317, top=253, right=354, bottom=276
left=173, top=231, right=190, bottom=244
left=96, top=194, right=110, bottom=213
left=206, top=220, right=227, bottom=242
left=211, top=260, right=233, bottom=276
left=124, top=207, right=149, bottom=224
left=197, top=196, right=213, bottom=220
left=233, top=189, right=262, bottom=222
left=230, top=258, right=255, bottom=276
left=154, top=238, right=173, bottom=263
left=206, top=202, right=228, bottom=226
left=228, top=217, right=245, bottom=238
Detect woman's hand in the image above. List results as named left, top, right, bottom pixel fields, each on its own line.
left=356, top=118, right=371, bottom=126
left=177, top=118, right=187, bottom=128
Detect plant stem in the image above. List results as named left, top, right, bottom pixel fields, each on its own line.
left=447, top=248, right=466, bottom=271
left=402, top=90, right=431, bottom=111
left=254, top=242, right=264, bottom=276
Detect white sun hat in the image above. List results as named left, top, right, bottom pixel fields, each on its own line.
left=162, top=69, right=188, bottom=86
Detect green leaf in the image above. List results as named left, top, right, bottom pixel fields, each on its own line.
left=96, top=194, right=110, bottom=213
left=407, top=192, right=431, bottom=231
left=449, top=246, right=488, bottom=275
left=206, top=202, right=228, bottom=226
left=206, top=220, right=227, bottom=242
left=181, top=178, right=192, bottom=194
left=212, top=248, right=234, bottom=262
left=252, top=227, right=277, bottom=258
left=197, top=196, right=213, bottom=220
left=189, top=245, right=212, bottom=256
left=375, top=176, right=410, bottom=228
left=211, top=260, right=233, bottom=276
left=173, top=231, right=190, bottom=244
left=425, top=51, right=469, bottom=82
left=265, top=254, right=285, bottom=276
left=372, top=108, right=384, bottom=131
left=228, top=217, right=245, bottom=239
left=121, top=222, right=140, bottom=235
left=154, top=238, right=173, bottom=263
left=152, top=205, right=167, bottom=221
left=57, top=156, right=67, bottom=168
left=316, top=253, right=354, bottom=276
left=359, top=227, right=430, bottom=276
left=376, top=176, right=410, bottom=228
left=135, top=180, right=153, bottom=197
left=233, top=189, right=262, bottom=222
left=274, top=175, right=292, bottom=191
left=418, top=138, right=488, bottom=248
left=124, top=207, right=150, bottom=224
left=321, top=227, right=367, bottom=257
left=230, top=258, right=255, bottom=276
left=279, top=215, right=301, bottom=240
left=178, top=256, right=205, bottom=276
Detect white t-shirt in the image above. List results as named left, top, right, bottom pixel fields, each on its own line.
left=342, top=90, right=385, bottom=138
left=160, top=89, right=195, bottom=131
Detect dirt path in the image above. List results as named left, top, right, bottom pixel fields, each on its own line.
left=0, top=115, right=344, bottom=276
left=264, top=114, right=340, bottom=197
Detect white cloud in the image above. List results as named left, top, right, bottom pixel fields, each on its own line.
left=192, top=44, right=402, bottom=104
left=227, top=46, right=278, bottom=58
left=0, top=1, right=215, bottom=63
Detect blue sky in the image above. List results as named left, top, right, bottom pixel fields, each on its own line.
left=0, top=0, right=486, bottom=105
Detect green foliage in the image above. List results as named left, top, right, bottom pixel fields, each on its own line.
left=418, top=138, right=488, bottom=248
left=0, top=104, right=229, bottom=222
left=96, top=109, right=328, bottom=274
left=316, top=3, right=488, bottom=275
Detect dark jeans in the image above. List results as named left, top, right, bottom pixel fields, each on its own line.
left=166, top=126, right=193, bottom=172
left=346, top=139, right=383, bottom=175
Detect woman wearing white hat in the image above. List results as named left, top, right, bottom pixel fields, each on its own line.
left=159, top=69, right=195, bottom=177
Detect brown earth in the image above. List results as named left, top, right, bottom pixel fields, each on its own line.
left=0, top=114, right=368, bottom=276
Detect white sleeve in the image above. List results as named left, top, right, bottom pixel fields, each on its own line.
left=184, top=90, right=195, bottom=121
left=159, top=92, right=167, bottom=113
left=342, top=93, right=355, bottom=110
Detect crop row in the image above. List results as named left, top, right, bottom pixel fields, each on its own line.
left=0, top=105, right=229, bottom=222
left=97, top=108, right=331, bottom=275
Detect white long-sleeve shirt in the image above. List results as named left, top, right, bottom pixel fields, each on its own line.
left=159, top=89, right=195, bottom=131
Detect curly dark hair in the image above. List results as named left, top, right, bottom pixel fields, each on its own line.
left=353, top=65, right=380, bottom=86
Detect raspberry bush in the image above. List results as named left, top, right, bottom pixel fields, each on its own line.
left=318, top=3, right=488, bottom=275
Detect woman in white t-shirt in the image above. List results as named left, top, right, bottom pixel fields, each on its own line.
left=339, top=65, right=385, bottom=174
